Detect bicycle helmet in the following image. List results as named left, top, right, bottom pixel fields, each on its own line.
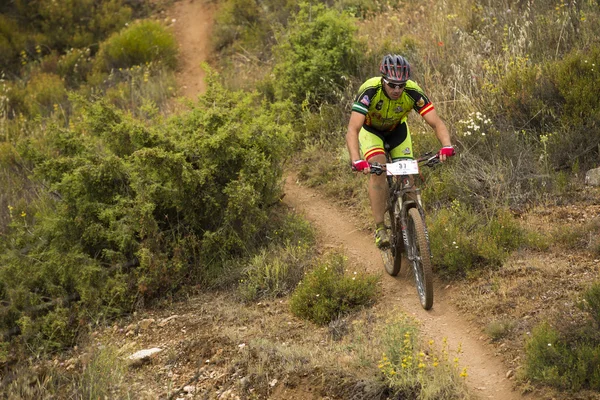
left=380, top=54, right=411, bottom=83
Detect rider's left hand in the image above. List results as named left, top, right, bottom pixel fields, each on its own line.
left=438, top=146, right=455, bottom=162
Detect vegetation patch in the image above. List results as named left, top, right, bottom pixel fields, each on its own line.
left=290, top=252, right=379, bottom=325
left=378, top=315, right=470, bottom=399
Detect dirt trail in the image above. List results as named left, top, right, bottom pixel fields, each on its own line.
left=283, top=174, right=524, bottom=400
left=169, top=1, right=524, bottom=398
left=169, top=0, right=215, bottom=98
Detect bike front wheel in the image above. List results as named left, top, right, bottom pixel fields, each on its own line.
left=407, top=207, right=434, bottom=310
left=381, top=200, right=403, bottom=276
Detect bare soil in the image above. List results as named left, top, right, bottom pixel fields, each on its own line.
left=169, top=0, right=215, bottom=98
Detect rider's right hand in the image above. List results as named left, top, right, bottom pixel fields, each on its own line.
left=351, top=159, right=369, bottom=172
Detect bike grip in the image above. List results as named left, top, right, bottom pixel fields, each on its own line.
left=438, top=146, right=455, bottom=157
left=352, top=160, right=369, bottom=171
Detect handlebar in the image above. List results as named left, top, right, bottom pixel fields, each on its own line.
left=369, top=152, right=441, bottom=176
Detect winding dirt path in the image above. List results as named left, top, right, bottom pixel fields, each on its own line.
left=283, top=173, right=524, bottom=400
left=169, top=1, right=525, bottom=398
left=169, top=0, right=215, bottom=98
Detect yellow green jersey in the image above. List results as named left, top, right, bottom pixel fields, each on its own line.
left=351, top=77, right=435, bottom=134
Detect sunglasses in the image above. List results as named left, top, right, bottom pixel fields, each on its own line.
left=383, top=79, right=406, bottom=89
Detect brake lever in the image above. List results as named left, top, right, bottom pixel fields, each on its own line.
left=425, top=156, right=441, bottom=168
left=369, top=162, right=385, bottom=176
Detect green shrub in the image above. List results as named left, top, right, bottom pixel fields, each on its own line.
left=23, top=73, right=68, bottom=117
left=36, top=0, right=132, bottom=50
left=237, top=208, right=317, bottom=300
left=524, top=321, right=600, bottom=391
left=290, top=252, right=379, bottom=325
left=0, top=15, right=33, bottom=74
left=553, top=217, right=600, bottom=255
left=485, top=319, right=515, bottom=341
left=95, top=20, right=178, bottom=72
left=583, top=282, right=600, bottom=327
left=57, top=48, right=93, bottom=89
left=238, top=242, right=313, bottom=302
left=428, top=202, right=528, bottom=277
left=545, top=47, right=600, bottom=171
left=0, top=76, right=295, bottom=350
left=212, top=0, right=265, bottom=52
left=378, top=317, right=469, bottom=399
left=492, top=45, right=600, bottom=173
left=271, top=2, right=365, bottom=107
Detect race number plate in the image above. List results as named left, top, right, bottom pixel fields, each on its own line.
left=386, top=159, right=419, bottom=176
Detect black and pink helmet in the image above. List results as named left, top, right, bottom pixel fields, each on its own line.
left=379, top=54, right=411, bottom=83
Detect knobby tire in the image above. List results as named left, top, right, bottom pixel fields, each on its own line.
left=379, top=199, right=400, bottom=276
left=381, top=199, right=402, bottom=276
left=407, top=207, right=434, bottom=310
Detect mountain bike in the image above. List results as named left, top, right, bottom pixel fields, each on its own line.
left=370, top=152, right=440, bottom=310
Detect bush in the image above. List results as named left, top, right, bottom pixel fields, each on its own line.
left=378, top=317, right=469, bottom=399
left=289, top=252, right=379, bottom=325
left=553, top=217, right=600, bottom=256
left=24, top=73, right=68, bottom=117
left=57, top=48, right=93, bottom=89
left=524, top=321, right=600, bottom=391
left=485, top=319, right=515, bottom=341
left=238, top=243, right=312, bottom=302
left=271, top=2, right=365, bottom=108
left=95, top=20, right=178, bottom=72
left=212, top=0, right=265, bottom=52
left=428, top=202, right=528, bottom=277
left=492, top=45, right=600, bottom=173
left=0, top=76, right=295, bottom=350
left=237, top=211, right=315, bottom=301
left=583, top=282, right=600, bottom=327
left=0, top=15, right=35, bottom=74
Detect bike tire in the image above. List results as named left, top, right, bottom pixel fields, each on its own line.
left=407, top=207, right=434, bottom=310
left=381, top=202, right=399, bottom=276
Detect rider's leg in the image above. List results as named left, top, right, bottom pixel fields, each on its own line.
left=357, top=129, right=390, bottom=248
left=367, top=153, right=388, bottom=226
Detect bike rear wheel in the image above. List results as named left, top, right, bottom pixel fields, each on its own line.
left=407, top=207, right=434, bottom=310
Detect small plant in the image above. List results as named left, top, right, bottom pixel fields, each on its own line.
left=553, top=217, right=600, bottom=255
left=485, top=318, right=515, bottom=341
left=582, top=282, right=600, bottom=327
left=378, top=316, right=469, bottom=399
left=289, top=252, right=378, bottom=325
left=95, top=20, right=178, bottom=72
left=524, top=321, right=600, bottom=391
left=428, top=202, right=529, bottom=277
left=238, top=242, right=312, bottom=302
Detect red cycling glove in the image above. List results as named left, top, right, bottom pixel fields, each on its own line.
left=352, top=160, right=370, bottom=172
left=438, top=146, right=456, bottom=157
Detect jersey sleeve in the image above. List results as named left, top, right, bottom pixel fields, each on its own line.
left=405, top=82, right=435, bottom=117
left=351, top=82, right=379, bottom=115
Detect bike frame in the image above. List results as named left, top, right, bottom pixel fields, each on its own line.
left=387, top=170, right=430, bottom=266
left=370, top=150, right=440, bottom=310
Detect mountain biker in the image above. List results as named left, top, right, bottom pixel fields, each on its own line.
left=346, top=54, right=455, bottom=249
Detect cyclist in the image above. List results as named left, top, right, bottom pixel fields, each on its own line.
left=346, top=54, right=455, bottom=249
